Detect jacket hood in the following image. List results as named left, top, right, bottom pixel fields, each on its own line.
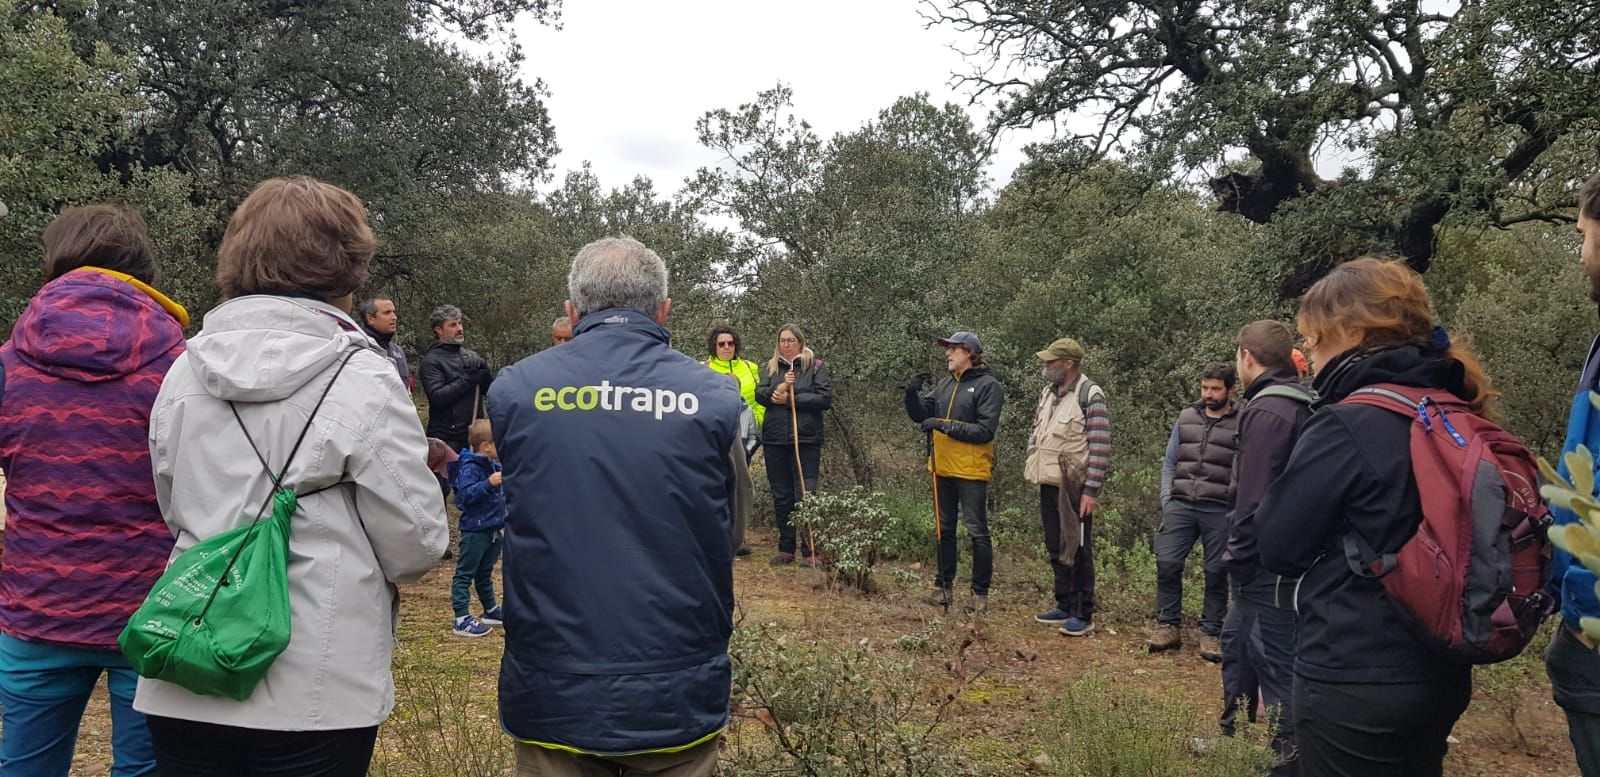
left=1312, top=345, right=1466, bottom=407
left=9, top=269, right=186, bottom=383
left=185, top=295, right=377, bottom=402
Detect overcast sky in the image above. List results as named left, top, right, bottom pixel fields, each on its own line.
left=511, top=0, right=1052, bottom=196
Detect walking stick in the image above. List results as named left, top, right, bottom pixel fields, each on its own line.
left=787, top=363, right=816, bottom=560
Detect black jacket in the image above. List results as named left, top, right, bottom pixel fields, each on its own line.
left=1257, top=346, right=1474, bottom=684
left=420, top=340, right=492, bottom=445
left=1224, top=369, right=1313, bottom=577
left=903, top=366, right=1004, bottom=443
left=754, top=356, right=833, bottom=446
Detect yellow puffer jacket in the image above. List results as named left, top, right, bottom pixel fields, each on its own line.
left=705, top=357, right=764, bottom=427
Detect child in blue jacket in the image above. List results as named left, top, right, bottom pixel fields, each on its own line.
left=447, top=419, right=506, bottom=636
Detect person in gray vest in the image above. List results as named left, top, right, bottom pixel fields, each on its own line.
left=1149, top=363, right=1239, bottom=659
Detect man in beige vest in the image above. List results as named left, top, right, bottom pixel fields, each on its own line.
left=1024, top=338, right=1110, bottom=636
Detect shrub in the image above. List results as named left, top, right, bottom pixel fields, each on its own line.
left=725, top=622, right=964, bottom=776
left=1044, top=673, right=1276, bottom=777
left=790, top=487, right=893, bottom=591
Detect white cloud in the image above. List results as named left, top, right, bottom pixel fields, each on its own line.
left=512, top=0, right=1050, bottom=195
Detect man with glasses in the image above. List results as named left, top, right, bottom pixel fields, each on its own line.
left=1024, top=338, right=1109, bottom=637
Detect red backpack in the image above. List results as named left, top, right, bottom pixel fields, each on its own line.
left=1339, top=384, right=1555, bottom=664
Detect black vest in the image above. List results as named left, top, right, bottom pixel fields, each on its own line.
left=1170, top=404, right=1240, bottom=506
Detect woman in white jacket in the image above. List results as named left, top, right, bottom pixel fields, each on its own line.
left=136, top=177, right=449, bottom=775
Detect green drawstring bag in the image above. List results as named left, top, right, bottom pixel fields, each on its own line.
left=119, top=351, right=355, bottom=701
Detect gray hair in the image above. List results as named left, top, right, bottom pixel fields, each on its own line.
left=356, top=295, right=392, bottom=323
left=552, top=316, right=570, bottom=329
left=567, top=237, right=668, bottom=317
left=428, top=304, right=463, bottom=331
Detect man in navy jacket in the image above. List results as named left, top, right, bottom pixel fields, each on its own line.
left=489, top=237, right=747, bottom=776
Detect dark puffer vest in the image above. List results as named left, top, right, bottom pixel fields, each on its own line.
left=1169, top=404, right=1239, bottom=506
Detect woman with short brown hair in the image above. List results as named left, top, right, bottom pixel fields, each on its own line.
left=134, top=177, right=448, bottom=776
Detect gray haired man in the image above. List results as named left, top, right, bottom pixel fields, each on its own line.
left=357, top=295, right=411, bottom=389
left=420, top=304, right=491, bottom=456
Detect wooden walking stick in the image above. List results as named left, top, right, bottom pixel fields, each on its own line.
left=787, top=361, right=816, bottom=560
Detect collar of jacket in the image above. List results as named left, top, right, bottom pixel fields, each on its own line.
left=951, top=365, right=992, bottom=382
left=359, top=320, right=393, bottom=349
left=574, top=307, right=671, bottom=344
left=76, top=266, right=190, bottom=328
left=1242, top=367, right=1301, bottom=400
left=1190, top=400, right=1239, bottom=420
left=1311, top=344, right=1465, bottom=406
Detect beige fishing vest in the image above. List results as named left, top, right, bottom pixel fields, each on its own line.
left=1024, top=375, right=1104, bottom=486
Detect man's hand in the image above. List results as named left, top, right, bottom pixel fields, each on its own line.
left=902, top=372, right=931, bottom=392
left=489, top=472, right=503, bottom=488
left=919, top=418, right=945, bottom=433
left=1078, top=494, right=1098, bottom=519
left=461, top=351, right=487, bottom=373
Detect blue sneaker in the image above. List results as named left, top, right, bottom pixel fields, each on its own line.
left=453, top=615, right=492, bottom=637
left=1059, top=617, right=1094, bottom=636
left=1035, top=608, right=1070, bottom=625
left=480, top=606, right=503, bottom=626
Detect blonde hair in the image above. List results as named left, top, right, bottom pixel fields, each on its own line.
left=1297, top=257, right=1498, bottom=415
left=765, top=323, right=813, bottom=375
left=468, top=419, right=494, bottom=451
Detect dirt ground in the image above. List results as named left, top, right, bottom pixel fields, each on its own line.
left=36, top=525, right=1585, bottom=775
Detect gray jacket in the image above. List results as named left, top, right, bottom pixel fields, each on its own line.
left=134, top=296, right=449, bottom=730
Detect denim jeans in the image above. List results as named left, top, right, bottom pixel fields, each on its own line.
left=452, top=528, right=503, bottom=618
left=0, top=633, right=155, bottom=777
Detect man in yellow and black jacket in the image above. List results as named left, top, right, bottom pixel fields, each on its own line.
left=903, top=331, right=1005, bottom=614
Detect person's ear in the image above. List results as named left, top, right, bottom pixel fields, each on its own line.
left=654, top=298, right=672, bottom=326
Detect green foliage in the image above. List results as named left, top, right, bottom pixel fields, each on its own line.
left=725, top=622, right=963, bottom=776
left=1542, top=439, right=1600, bottom=642
left=1044, top=673, right=1277, bottom=777
left=790, top=487, right=894, bottom=592
left=373, top=645, right=512, bottom=777
left=929, top=0, right=1600, bottom=278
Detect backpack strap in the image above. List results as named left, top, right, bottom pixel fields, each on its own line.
left=1075, top=378, right=1104, bottom=414
left=1251, top=384, right=1317, bottom=406
left=229, top=349, right=361, bottom=514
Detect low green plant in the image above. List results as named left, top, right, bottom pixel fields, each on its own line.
left=372, top=646, right=512, bottom=777
left=1044, top=673, right=1276, bottom=777
left=725, top=622, right=964, bottom=776
left=790, top=487, right=893, bottom=591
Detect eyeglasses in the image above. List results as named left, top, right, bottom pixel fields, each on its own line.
left=716, top=340, right=736, bottom=347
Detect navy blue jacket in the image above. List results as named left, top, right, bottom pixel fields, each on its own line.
left=488, top=308, right=744, bottom=755
left=449, top=449, right=505, bottom=532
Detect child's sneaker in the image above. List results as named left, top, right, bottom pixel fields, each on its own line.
left=480, top=606, right=504, bottom=626
left=453, top=615, right=492, bottom=637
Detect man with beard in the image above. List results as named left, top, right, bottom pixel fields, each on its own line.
left=421, top=304, right=492, bottom=460
left=1024, top=338, right=1110, bottom=637
left=1547, top=171, right=1600, bottom=774
left=903, top=332, right=1004, bottom=615
left=357, top=295, right=411, bottom=389
left=1149, top=363, right=1238, bottom=659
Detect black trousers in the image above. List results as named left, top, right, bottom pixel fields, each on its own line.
left=1039, top=485, right=1095, bottom=619
left=764, top=442, right=820, bottom=555
left=1293, top=673, right=1470, bottom=777
left=148, top=716, right=378, bottom=777
left=1153, top=500, right=1229, bottom=633
left=1547, top=625, right=1600, bottom=775
left=933, top=476, right=992, bottom=596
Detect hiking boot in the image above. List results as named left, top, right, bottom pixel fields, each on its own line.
left=453, top=615, right=491, bottom=637
left=800, top=553, right=829, bottom=569
left=770, top=552, right=796, bottom=565
left=922, top=587, right=953, bottom=608
left=1200, top=633, right=1223, bottom=663
left=480, top=606, right=504, bottom=626
left=963, top=594, right=988, bottom=615
left=1147, top=623, right=1182, bottom=653
left=1034, top=607, right=1070, bottom=625
left=1059, top=617, right=1094, bottom=637
left=735, top=546, right=752, bottom=557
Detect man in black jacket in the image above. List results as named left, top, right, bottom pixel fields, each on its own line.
left=421, top=304, right=492, bottom=456
left=903, top=331, right=1004, bottom=614
left=1223, top=320, right=1313, bottom=771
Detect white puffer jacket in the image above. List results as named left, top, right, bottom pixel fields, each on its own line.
left=134, top=295, right=448, bottom=730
